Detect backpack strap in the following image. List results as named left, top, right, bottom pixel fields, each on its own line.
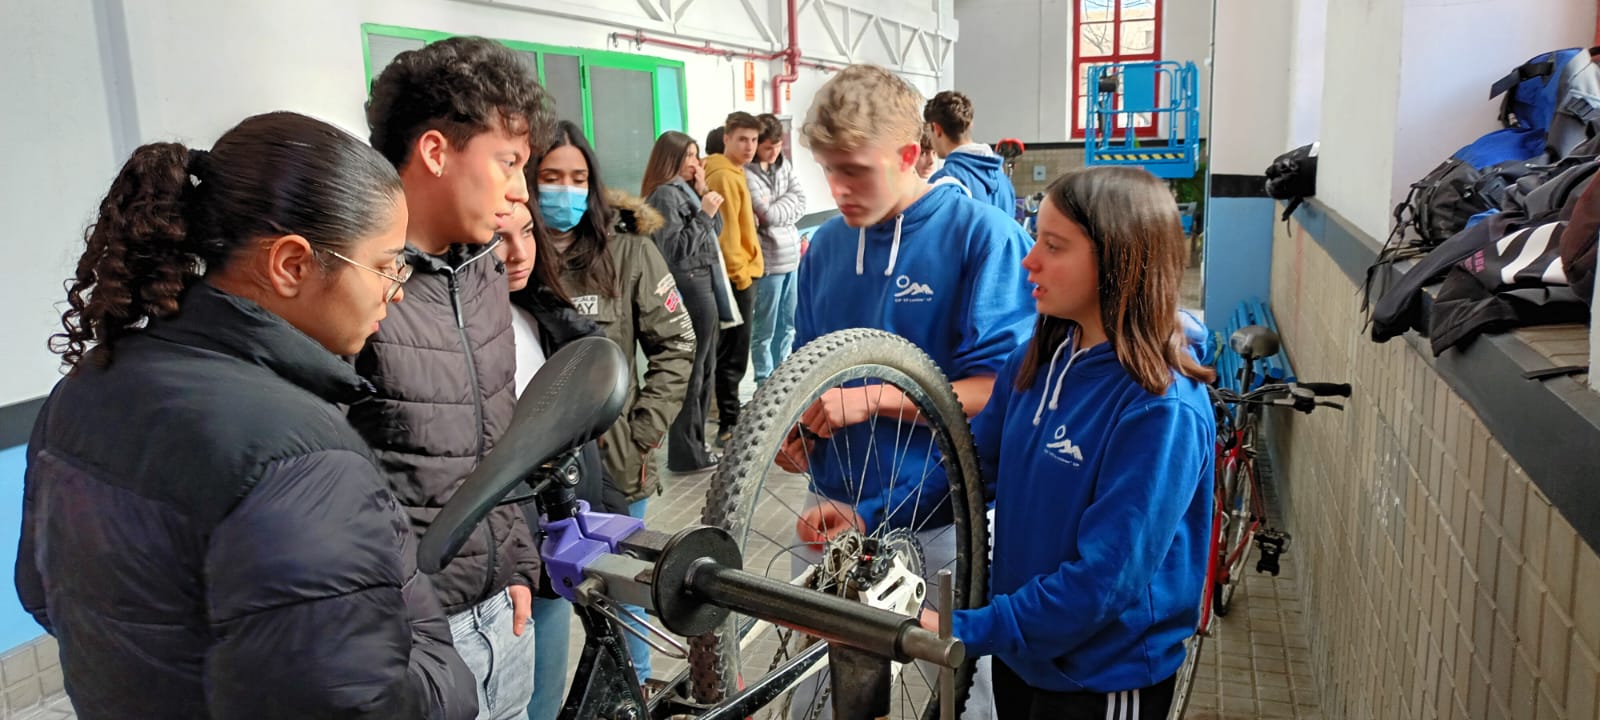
left=1491, top=58, right=1559, bottom=127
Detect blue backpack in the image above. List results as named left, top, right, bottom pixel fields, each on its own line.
left=1491, top=48, right=1600, bottom=159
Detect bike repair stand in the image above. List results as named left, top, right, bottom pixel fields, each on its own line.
left=534, top=454, right=964, bottom=720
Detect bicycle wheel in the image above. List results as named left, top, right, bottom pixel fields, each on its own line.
left=690, top=329, right=989, bottom=720
left=1212, top=456, right=1255, bottom=617
left=1165, top=632, right=1204, bottom=720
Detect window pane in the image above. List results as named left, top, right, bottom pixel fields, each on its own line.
left=588, top=65, right=656, bottom=196
left=1120, top=19, right=1156, bottom=55
left=1079, top=0, right=1113, bottom=22
left=1079, top=22, right=1115, bottom=57
left=1076, top=97, right=1088, bottom=130
left=512, top=49, right=539, bottom=79
left=367, top=35, right=425, bottom=80
left=543, top=54, right=584, bottom=125
left=1121, top=0, right=1156, bottom=20
left=654, top=66, right=685, bottom=133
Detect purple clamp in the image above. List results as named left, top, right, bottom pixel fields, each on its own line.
left=540, top=501, right=646, bottom=603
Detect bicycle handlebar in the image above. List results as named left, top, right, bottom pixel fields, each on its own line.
left=1297, top=381, right=1352, bottom=397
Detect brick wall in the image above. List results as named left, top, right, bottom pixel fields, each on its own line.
left=1008, top=146, right=1087, bottom=199
left=2, top=634, right=62, bottom=715
left=1267, top=215, right=1599, bottom=720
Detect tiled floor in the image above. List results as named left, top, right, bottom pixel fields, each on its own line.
left=13, top=694, right=71, bottom=720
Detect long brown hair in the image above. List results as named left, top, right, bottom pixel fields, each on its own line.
left=641, top=130, right=697, bottom=200
left=529, top=120, right=619, bottom=297
left=1015, top=167, right=1214, bottom=395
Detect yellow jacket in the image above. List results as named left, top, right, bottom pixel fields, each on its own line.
left=704, top=153, right=763, bottom=289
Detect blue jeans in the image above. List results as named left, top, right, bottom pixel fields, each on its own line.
left=623, top=498, right=652, bottom=681
left=525, top=596, right=573, bottom=720
left=449, top=589, right=537, bottom=720
left=751, top=271, right=799, bottom=383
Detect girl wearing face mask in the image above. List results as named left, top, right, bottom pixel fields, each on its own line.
left=529, top=120, right=694, bottom=687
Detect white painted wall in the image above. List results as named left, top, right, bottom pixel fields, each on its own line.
left=1391, top=0, right=1595, bottom=212
left=952, top=0, right=1212, bottom=143
left=1315, top=0, right=1405, bottom=239
left=1284, top=0, right=1326, bottom=150
left=1, top=0, right=956, bottom=406
left=1316, top=0, right=1594, bottom=239
left=0, top=0, right=120, bottom=407
left=950, top=0, right=1066, bottom=142
left=1207, top=0, right=1292, bottom=175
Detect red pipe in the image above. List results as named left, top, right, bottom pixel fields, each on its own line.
left=770, top=0, right=801, bottom=115
left=611, top=0, right=821, bottom=115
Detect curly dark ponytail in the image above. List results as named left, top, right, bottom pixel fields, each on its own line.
left=51, top=111, right=403, bottom=372
left=51, top=143, right=204, bottom=371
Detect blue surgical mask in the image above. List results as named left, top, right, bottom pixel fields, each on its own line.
left=537, top=184, right=588, bottom=232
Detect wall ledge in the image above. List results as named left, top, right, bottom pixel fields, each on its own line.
left=1293, top=198, right=1600, bottom=553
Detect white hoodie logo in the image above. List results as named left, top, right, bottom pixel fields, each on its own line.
left=1045, top=424, right=1084, bottom=465
left=893, top=274, right=934, bottom=302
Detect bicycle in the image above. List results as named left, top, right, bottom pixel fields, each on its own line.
left=420, top=329, right=987, bottom=720
left=1165, top=324, right=1349, bottom=719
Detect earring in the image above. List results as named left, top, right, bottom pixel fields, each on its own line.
left=434, top=167, right=443, bottom=177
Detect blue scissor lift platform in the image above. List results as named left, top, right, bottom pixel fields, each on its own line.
left=1084, top=60, right=1201, bottom=180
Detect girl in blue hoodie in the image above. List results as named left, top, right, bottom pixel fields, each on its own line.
left=924, top=167, right=1216, bottom=719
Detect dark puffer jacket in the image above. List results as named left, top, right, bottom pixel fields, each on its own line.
left=554, top=190, right=694, bottom=503
left=15, top=284, right=476, bottom=720
left=348, top=243, right=539, bottom=615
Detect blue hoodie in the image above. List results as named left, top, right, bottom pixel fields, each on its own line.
left=951, top=335, right=1214, bottom=693
left=792, top=182, right=1034, bottom=531
left=929, top=144, right=1018, bottom=217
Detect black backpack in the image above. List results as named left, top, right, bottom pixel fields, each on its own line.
left=1263, top=143, right=1318, bottom=220
left=1428, top=219, right=1591, bottom=355
left=1368, top=156, right=1600, bottom=341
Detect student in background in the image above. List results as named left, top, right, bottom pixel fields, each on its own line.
left=916, top=125, right=939, bottom=180
left=705, top=112, right=764, bottom=445
left=530, top=120, right=694, bottom=688
left=745, top=113, right=808, bottom=384
left=643, top=131, right=725, bottom=473
left=925, top=90, right=1017, bottom=215
left=493, top=199, right=629, bottom=720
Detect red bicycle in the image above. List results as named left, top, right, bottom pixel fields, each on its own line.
left=1167, top=325, right=1349, bottom=718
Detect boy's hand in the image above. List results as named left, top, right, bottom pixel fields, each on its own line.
left=800, top=387, right=875, bottom=438
left=775, top=426, right=813, bottom=473
left=796, top=502, right=866, bottom=546
left=509, top=584, right=532, bottom=636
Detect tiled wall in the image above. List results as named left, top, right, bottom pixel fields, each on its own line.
left=1008, top=146, right=1087, bottom=199
left=2, top=634, right=61, bottom=716
left=1267, top=216, right=1599, bottom=720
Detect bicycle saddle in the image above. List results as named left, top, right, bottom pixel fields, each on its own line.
left=1229, top=325, right=1281, bottom=362
left=418, top=336, right=631, bottom=574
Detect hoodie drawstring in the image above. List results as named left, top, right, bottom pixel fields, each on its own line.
left=856, top=214, right=906, bottom=277
left=884, top=214, right=903, bottom=277
left=1032, top=329, right=1089, bottom=426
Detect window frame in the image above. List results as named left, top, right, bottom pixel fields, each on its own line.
left=359, top=23, right=689, bottom=143
left=1070, top=0, right=1164, bottom=140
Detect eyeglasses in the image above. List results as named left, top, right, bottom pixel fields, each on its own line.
left=318, top=248, right=413, bottom=301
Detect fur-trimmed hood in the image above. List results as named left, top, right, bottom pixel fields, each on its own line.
left=606, top=188, right=664, bottom=236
